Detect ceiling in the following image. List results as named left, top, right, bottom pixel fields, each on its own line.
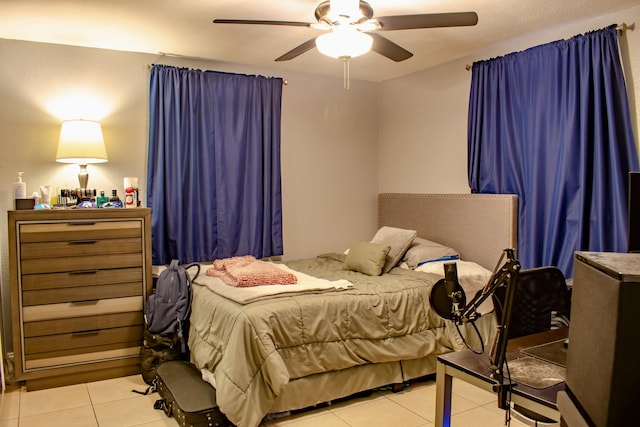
left=0, top=0, right=637, bottom=82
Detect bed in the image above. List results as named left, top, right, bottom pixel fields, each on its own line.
left=188, top=193, right=518, bottom=427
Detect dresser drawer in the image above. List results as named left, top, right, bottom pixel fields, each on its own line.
left=19, top=220, right=142, bottom=242
left=22, top=296, right=143, bottom=322
left=23, top=282, right=142, bottom=306
left=24, top=312, right=143, bottom=337
left=21, top=267, right=143, bottom=291
left=24, top=325, right=144, bottom=356
left=25, top=346, right=141, bottom=370
left=21, top=253, right=143, bottom=275
left=21, top=238, right=142, bottom=259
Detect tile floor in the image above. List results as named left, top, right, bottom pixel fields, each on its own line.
left=0, top=374, right=532, bottom=427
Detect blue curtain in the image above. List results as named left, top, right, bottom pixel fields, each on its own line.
left=468, top=25, right=638, bottom=278
left=147, top=65, right=284, bottom=265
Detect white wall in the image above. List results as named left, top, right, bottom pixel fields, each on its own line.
left=379, top=5, right=640, bottom=193
left=0, top=39, right=379, bottom=358
left=280, top=72, right=380, bottom=258
left=378, top=62, right=472, bottom=193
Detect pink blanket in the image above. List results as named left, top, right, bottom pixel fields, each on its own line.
left=206, top=255, right=298, bottom=287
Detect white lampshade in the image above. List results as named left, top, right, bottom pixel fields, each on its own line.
left=316, top=28, right=373, bottom=59
left=56, top=120, right=108, bottom=164
left=56, top=119, right=108, bottom=189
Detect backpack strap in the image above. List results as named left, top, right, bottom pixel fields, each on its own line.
left=169, top=259, right=180, bottom=271
left=177, top=262, right=200, bottom=354
left=177, top=317, right=187, bottom=354
left=183, top=263, right=201, bottom=283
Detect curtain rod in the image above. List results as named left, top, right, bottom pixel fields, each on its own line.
left=145, top=63, right=288, bottom=84
left=618, top=22, right=635, bottom=32
left=147, top=54, right=288, bottom=84
left=465, top=22, right=635, bottom=71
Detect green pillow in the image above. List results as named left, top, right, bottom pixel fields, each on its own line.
left=344, top=241, right=390, bottom=276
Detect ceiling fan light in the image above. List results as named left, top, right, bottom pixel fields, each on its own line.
left=316, top=29, right=372, bottom=59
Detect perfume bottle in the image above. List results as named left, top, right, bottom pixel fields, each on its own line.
left=96, top=190, right=109, bottom=207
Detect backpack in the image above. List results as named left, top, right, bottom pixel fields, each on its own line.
left=144, top=260, right=200, bottom=353
left=139, top=260, right=200, bottom=387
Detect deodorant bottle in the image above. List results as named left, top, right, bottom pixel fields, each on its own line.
left=124, top=177, right=139, bottom=208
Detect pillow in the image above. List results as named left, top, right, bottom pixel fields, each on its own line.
left=416, top=260, right=494, bottom=315
left=370, top=226, right=417, bottom=273
left=416, top=259, right=491, bottom=279
left=403, top=237, right=459, bottom=269
left=344, top=241, right=390, bottom=276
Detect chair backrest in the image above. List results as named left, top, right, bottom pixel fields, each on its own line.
left=493, top=266, right=571, bottom=339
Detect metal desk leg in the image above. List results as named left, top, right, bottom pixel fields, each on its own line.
left=436, top=360, right=453, bottom=427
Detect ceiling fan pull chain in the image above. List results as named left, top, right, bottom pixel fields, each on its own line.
left=341, top=56, right=350, bottom=90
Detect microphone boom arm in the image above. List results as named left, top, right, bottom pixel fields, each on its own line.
left=451, top=248, right=520, bottom=408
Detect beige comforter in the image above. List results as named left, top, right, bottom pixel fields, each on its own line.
left=188, top=254, right=481, bottom=427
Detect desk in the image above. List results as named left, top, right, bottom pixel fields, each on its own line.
left=435, top=328, right=568, bottom=427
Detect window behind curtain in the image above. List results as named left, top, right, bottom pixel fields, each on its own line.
left=147, top=65, right=284, bottom=265
left=468, top=25, right=638, bottom=278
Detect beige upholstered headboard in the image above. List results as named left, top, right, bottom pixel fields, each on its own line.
left=378, top=193, right=518, bottom=270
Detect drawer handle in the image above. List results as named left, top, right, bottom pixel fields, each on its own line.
left=68, top=240, right=97, bottom=244
left=70, top=299, right=100, bottom=305
left=72, top=330, right=100, bottom=336
left=69, top=270, right=99, bottom=275
left=68, top=222, right=96, bottom=226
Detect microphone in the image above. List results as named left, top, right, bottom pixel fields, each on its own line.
left=443, top=262, right=462, bottom=317
left=444, top=262, right=460, bottom=301
left=428, top=262, right=467, bottom=322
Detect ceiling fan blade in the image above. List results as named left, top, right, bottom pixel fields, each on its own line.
left=368, top=33, right=413, bottom=62
left=275, top=38, right=318, bottom=62
left=377, top=12, right=478, bottom=31
left=213, top=19, right=313, bottom=28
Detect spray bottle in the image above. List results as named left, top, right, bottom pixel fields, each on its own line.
left=13, top=172, right=27, bottom=201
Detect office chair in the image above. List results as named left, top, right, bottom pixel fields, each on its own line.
left=493, top=266, right=571, bottom=426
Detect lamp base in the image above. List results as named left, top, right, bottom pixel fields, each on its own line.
left=78, top=164, right=88, bottom=189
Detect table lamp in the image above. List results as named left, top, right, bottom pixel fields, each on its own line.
left=56, top=119, right=108, bottom=189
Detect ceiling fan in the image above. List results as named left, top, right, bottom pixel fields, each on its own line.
left=213, top=0, right=478, bottom=62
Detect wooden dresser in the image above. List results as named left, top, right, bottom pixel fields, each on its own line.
left=7, top=208, right=152, bottom=390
